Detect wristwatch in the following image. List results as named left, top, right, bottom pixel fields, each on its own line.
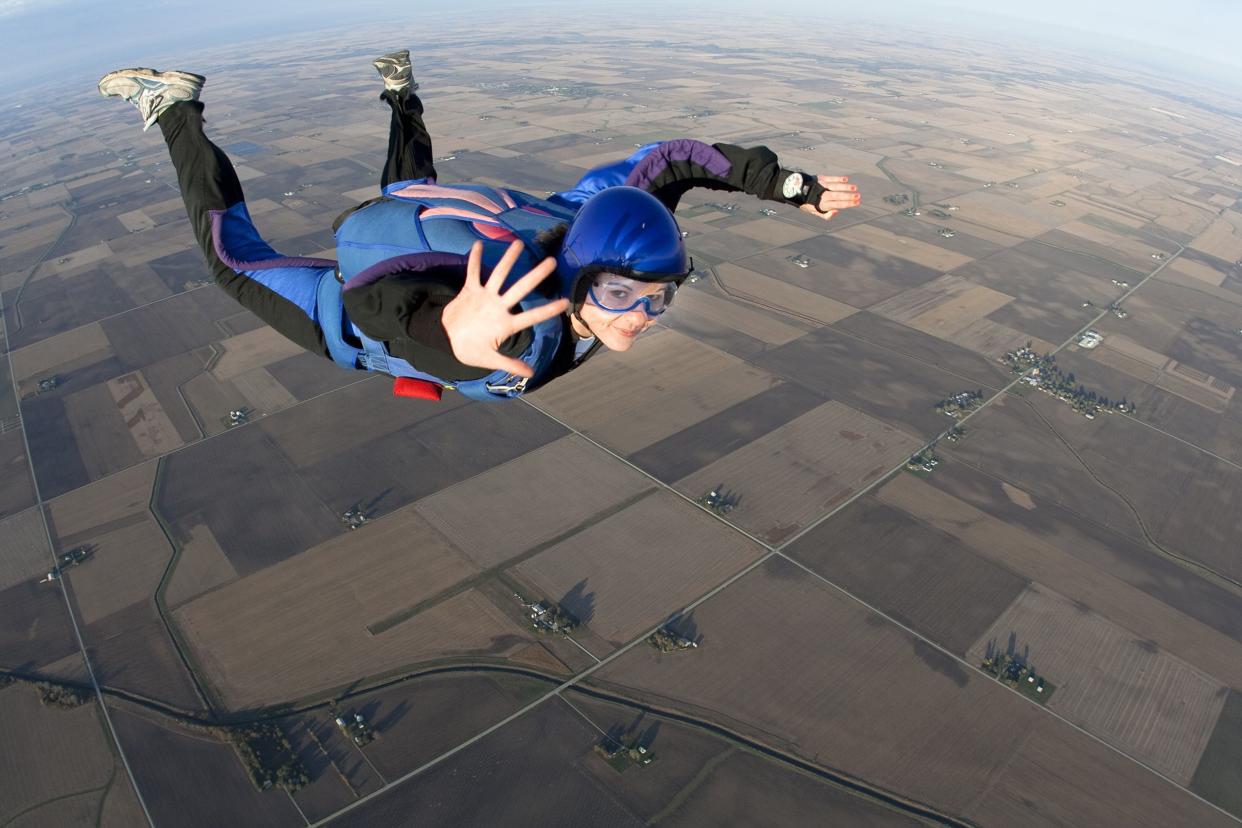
left=781, top=171, right=810, bottom=201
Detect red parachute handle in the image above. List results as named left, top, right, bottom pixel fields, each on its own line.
left=392, top=377, right=443, bottom=401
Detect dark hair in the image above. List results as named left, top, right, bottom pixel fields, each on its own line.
left=527, top=223, right=570, bottom=299
left=533, top=222, right=570, bottom=257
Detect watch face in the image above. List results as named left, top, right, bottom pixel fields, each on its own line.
left=781, top=172, right=804, bottom=200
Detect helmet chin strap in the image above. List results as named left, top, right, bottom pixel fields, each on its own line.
left=571, top=304, right=594, bottom=338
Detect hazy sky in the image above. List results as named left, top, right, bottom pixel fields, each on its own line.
left=1, top=0, right=1239, bottom=90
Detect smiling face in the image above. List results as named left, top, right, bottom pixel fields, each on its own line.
left=574, top=275, right=672, bottom=351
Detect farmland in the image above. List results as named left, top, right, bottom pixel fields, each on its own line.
left=672, top=400, right=923, bottom=543
left=4, top=15, right=1242, bottom=825
left=512, top=490, right=764, bottom=650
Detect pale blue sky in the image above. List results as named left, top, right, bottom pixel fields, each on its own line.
left=1, top=0, right=1239, bottom=90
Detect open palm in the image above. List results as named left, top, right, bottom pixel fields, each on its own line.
left=441, top=240, right=570, bottom=378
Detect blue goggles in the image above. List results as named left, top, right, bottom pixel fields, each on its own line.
left=586, top=276, right=678, bottom=317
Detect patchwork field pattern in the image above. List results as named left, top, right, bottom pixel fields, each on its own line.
left=4, top=17, right=1242, bottom=826
left=968, top=583, right=1228, bottom=784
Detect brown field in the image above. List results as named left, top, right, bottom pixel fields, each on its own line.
left=1190, top=209, right=1242, bottom=262
left=44, top=241, right=114, bottom=277
left=356, top=673, right=550, bottom=779
left=65, top=517, right=168, bottom=625
left=1037, top=226, right=1157, bottom=273
left=280, top=718, right=358, bottom=822
left=328, top=697, right=647, bottom=827
left=209, top=326, right=306, bottom=382
left=969, top=583, right=1227, bottom=783
left=179, top=371, right=246, bottom=437
left=952, top=191, right=1060, bottom=237
left=1192, top=689, right=1242, bottom=818
left=0, top=431, right=36, bottom=519
left=1090, top=344, right=1234, bottom=413
left=174, top=504, right=526, bottom=708
left=674, top=401, right=923, bottom=544
left=753, top=326, right=994, bottom=438
left=1152, top=260, right=1242, bottom=312
left=0, top=507, right=48, bottom=591
left=98, top=772, right=148, bottom=828
left=117, top=208, right=156, bottom=232
left=83, top=601, right=205, bottom=712
left=0, top=687, right=115, bottom=825
left=107, top=370, right=185, bottom=457
left=1165, top=256, right=1230, bottom=287
left=834, top=222, right=975, bottom=271
left=1056, top=219, right=1169, bottom=267
left=0, top=578, right=80, bottom=668
left=258, top=376, right=447, bottom=468
left=928, top=455, right=1242, bottom=644
left=109, top=706, right=303, bottom=828
left=9, top=320, right=113, bottom=387
left=739, top=235, right=941, bottom=309
left=713, top=262, right=859, bottom=325
left=657, top=748, right=925, bottom=828
left=157, top=424, right=341, bottom=575
left=296, top=710, right=385, bottom=800
left=513, top=490, right=765, bottom=648
left=668, top=287, right=807, bottom=346
left=1153, top=455, right=1242, bottom=585
left=963, top=718, right=1236, bottom=828
left=45, top=458, right=155, bottom=539
left=530, top=328, right=777, bottom=455
left=870, top=273, right=1014, bottom=339
left=592, top=555, right=1046, bottom=818
left=163, top=523, right=238, bottom=607
left=1015, top=392, right=1242, bottom=582
left=228, top=366, right=298, bottom=412
left=942, top=397, right=1146, bottom=539
left=785, top=496, right=1029, bottom=655
left=8, top=795, right=99, bottom=826
left=725, top=216, right=820, bottom=247
left=62, top=383, right=145, bottom=481
left=876, top=473, right=1242, bottom=689
left=414, top=435, right=652, bottom=569
left=831, top=310, right=1014, bottom=388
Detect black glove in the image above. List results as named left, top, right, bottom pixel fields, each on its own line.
left=776, top=170, right=828, bottom=212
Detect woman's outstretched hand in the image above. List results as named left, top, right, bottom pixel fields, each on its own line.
left=799, top=175, right=861, bottom=221
left=441, top=240, right=570, bottom=378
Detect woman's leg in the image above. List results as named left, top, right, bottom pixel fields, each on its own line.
left=380, top=84, right=438, bottom=188
left=157, top=101, right=331, bottom=357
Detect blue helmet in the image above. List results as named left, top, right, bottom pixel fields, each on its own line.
left=555, top=187, right=688, bottom=297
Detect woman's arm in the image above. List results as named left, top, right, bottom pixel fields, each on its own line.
left=629, top=141, right=860, bottom=219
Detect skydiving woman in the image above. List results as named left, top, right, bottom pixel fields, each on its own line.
left=96, top=50, right=861, bottom=402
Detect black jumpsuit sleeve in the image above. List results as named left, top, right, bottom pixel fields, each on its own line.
left=625, top=139, right=804, bottom=212
left=342, top=264, right=532, bottom=381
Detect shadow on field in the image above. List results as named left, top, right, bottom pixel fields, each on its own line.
left=560, top=579, right=595, bottom=627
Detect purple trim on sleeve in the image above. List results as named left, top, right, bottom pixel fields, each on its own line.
left=209, top=209, right=337, bottom=271
left=343, top=252, right=468, bottom=291
left=624, top=140, right=732, bottom=192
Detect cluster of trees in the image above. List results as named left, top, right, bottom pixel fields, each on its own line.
left=647, top=627, right=697, bottom=653
left=219, top=722, right=309, bottom=792
left=882, top=193, right=910, bottom=205
left=906, top=448, right=941, bottom=473
left=529, top=602, right=578, bottom=635
left=1004, top=347, right=1134, bottom=418
left=37, top=682, right=90, bottom=709
left=980, top=653, right=1051, bottom=703
left=934, top=389, right=985, bottom=418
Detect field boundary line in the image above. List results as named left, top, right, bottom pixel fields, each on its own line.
left=1, top=282, right=156, bottom=827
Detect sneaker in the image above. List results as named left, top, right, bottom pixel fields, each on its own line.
left=372, top=49, right=417, bottom=95
left=98, top=68, right=205, bottom=131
